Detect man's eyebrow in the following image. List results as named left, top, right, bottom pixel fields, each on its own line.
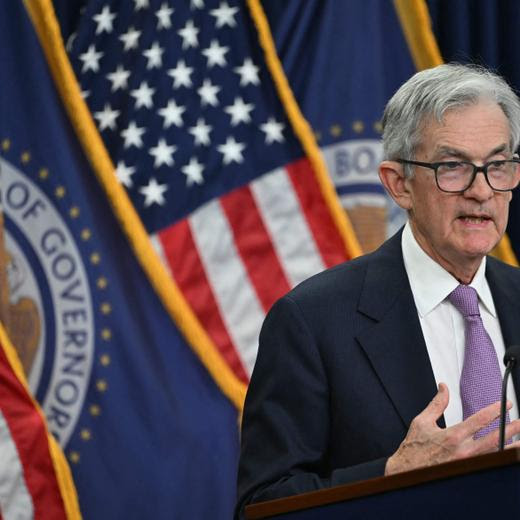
left=433, top=144, right=511, bottom=161
left=434, top=147, right=470, bottom=160
left=487, top=144, right=510, bottom=158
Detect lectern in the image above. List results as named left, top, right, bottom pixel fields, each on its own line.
left=245, top=448, right=520, bottom=519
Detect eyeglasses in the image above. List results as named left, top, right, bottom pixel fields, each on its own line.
left=396, top=159, right=520, bottom=193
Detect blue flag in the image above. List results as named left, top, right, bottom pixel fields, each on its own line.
left=1, top=1, right=239, bottom=518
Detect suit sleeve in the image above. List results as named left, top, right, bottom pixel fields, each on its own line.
left=235, top=295, right=388, bottom=517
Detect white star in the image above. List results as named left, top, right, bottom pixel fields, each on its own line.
left=143, top=42, right=164, bottom=69
left=79, top=44, right=103, bottom=73
left=181, top=157, right=204, bottom=186
left=115, top=161, right=136, bottom=188
left=167, top=60, right=193, bottom=89
left=139, top=178, right=167, bottom=207
left=93, top=103, right=120, bottom=131
left=217, top=136, right=246, bottom=165
left=158, top=99, right=186, bottom=128
left=149, top=138, right=177, bottom=168
left=134, top=0, right=149, bottom=10
left=121, top=121, right=146, bottom=148
left=202, top=39, right=229, bottom=68
left=106, top=65, right=130, bottom=91
left=191, top=0, right=204, bottom=8
left=189, top=118, right=212, bottom=146
left=93, top=6, right=116, bottom=34
left=156, top=3, right=174, bottom=29
left=197, top=79, right=220, bottom=107
left=224, top=97, right=254, bottom=126
left=119, top=26, right=141, bottom=51
left=210, top=1, right=239, bottom=28
left=131, top=81, right=155, bottom=109
left=260, top=117, right=285, bottom=144
left=234, top=58, right=260, bottom=86
left=178, top=20, right=199, bottom=49
left=80, top=89, right=90, bottom=99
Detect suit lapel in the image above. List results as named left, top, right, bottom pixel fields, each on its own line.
left=486, top=259, right=520, bottom=404
left=355, top=232, right=441, bottom=429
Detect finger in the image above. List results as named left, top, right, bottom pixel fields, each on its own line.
left=503, top=418, right=520, bottom=443
left=418, top=383, right=450, bottom=422
left=505, top=438, right=520, bottom=450
left=469, top=417, right=520, bottom=453
left=458, top=400, right=511, bottom=437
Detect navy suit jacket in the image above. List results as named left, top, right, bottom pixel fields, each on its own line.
left=236, top=230, right=520, bottom=514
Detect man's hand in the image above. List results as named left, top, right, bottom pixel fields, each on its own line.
left=385, top=383, right=520, bottom=475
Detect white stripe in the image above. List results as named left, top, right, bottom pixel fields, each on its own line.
left=0, top=410, right=34, bottom=520
left=189, top=199, right=265, bottom=375
left=150, top=234, right=172, bottom=275
left=251, top=167, right=325, bottom=286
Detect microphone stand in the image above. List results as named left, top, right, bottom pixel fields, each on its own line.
left=499, top=359, right=515, bottom=451
left=499, top=346, right=520, bottom=451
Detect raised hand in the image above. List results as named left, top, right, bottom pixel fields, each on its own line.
left=385, top=383, right=520, bottom=475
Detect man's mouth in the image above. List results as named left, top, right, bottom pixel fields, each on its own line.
left=457, top=214, right=492, bottom=224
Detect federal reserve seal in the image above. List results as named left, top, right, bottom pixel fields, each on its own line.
left=1, top=155, right=95, bottom=446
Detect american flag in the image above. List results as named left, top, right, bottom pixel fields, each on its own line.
left=66, top=0, right=356, bottom=386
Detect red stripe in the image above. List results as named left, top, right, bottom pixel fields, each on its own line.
left=158, top=219, right=250, bottom=383
left=0, top=346, right=67, bottom=519
left=287, top=158, right=350, bottom=267
left=220, top=186, right=291, bottom=312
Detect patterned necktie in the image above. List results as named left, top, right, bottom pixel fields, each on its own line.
left=449, top=284, right=508, bottom=438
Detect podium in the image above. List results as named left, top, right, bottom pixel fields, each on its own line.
left=245, top=448, right=520, bottom=519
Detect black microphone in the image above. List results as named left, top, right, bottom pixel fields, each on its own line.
left=499, top=345, right=520, bottom=450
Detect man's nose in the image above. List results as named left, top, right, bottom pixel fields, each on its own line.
left=463, top=169, right=494, bottom=200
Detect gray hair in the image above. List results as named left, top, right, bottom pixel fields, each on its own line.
left=382, top=63, right=520, bottom=175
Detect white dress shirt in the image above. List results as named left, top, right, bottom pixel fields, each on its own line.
left=401, top=222, right=518, bottom=427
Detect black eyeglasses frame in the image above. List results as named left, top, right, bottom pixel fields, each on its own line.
left=396, top=158, right=520, bottom=193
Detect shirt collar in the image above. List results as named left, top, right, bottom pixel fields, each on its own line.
left=401, top=222, right=496, bottom=317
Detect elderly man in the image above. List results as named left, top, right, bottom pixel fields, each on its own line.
left=236, top=63, right=520, bottom=514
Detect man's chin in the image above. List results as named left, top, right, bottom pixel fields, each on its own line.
left=459, top=238, right=500, bottom=259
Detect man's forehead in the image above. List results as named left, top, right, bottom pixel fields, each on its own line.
left=415, top=102, right=511, bottom=155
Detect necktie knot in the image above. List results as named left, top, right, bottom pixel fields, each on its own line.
left=449, top=284, right=480, bottom=318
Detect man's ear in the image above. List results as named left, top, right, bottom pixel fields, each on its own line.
left=379, top=161, right=412, bottom=210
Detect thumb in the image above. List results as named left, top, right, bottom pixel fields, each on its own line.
left=420, top=383, right=449, bottom=423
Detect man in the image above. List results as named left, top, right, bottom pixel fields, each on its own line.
left=236, top=63, right=520, bottom=514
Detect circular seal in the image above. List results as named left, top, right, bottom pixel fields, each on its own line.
left=1, top=157, right=95, bottom=446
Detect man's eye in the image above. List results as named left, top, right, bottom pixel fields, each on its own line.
left=441, top=162, right=462, bottom=170
left=488, top=161, right=506, bottom=169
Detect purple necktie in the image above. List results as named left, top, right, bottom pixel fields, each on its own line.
left=449, top=284, right=508, bottom=438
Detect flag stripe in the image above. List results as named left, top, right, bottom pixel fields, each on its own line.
left=156, top=222, right=249, bottom=383
left=287, top=158, right=350, bottom=268
left=189, top=200, right=265, bottom=376
left=220, top=185, right=291, bottom=312
left=251, top=166, right=325, bottom=286
left=0, top=411, right=33, bottom=520
left=0, top=345, right=67, bottom=520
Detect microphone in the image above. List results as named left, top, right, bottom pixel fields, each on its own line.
left=499, top=345, right=520, bottom=450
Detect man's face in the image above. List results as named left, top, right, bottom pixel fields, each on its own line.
left=404, top=101, right=515, bottom=278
